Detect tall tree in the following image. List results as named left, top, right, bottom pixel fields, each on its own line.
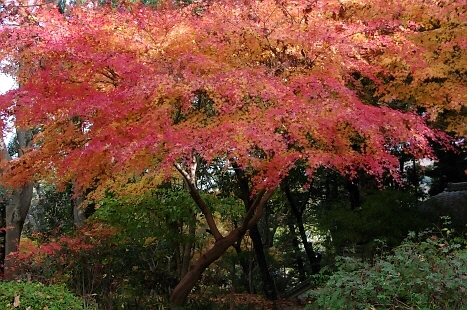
left=0, top=0, right=459, bottom=305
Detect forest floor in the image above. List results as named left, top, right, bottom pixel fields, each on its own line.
left=207, top=293, right=309, bottom=309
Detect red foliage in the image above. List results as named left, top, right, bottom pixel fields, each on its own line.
left=10, top=222, right=117, bottom=282
left=0, top=0, right=459, bottom=194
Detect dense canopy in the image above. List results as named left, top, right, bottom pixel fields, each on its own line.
left=0, top=0, right=459, bottom=195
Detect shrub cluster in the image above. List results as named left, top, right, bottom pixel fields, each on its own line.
left=10, top=222, right=121, bottom=308
left=15, top=222, right=175, bottom=308
left=0, top=281, right=86, bottom=309
left=308, top=226, right=467, bottom=309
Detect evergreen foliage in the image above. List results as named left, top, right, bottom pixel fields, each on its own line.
left=308, top=221, right=467, bottom=309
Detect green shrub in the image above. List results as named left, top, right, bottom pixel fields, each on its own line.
left=308, top=227, right=467, bottom=309
left=0, top=281, right=86, bottom=309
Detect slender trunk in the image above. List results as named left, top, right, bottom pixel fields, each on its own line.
left=288, top=222, right=306, bottom=281
left=283, top=181, right=320, bottom=273
left=346, top=179, right=360, bottom=211
left=249, top=259, right=255, bottom=294
left=295, top=217, right=319, bottom=273
left=412, top=159, right=419, bottom=204
left=232, top=163, right=277, bottom=300
left=248, top=224, right=277, bottom=299
left=72, top=193, right=86, bottom=227
left=180, top=216, right=196, bottom=279
left=232, top=239, right=252, bottom=293
left=170, top=191, right=272, bottom=306
left=172, top=158, right=275, bottom=306
left=0, top=138, right=7, bottom=278
left=1, top=203, right=5, bottom=277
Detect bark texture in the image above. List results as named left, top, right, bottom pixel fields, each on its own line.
left=4, top=183, right=33, bottom=280
left=1, top=129, right=34, bottom=280
left=72, top=193, right=86, bottom=227
left=0, top=202, right=6, bottom=277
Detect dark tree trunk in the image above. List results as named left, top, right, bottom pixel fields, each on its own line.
left=296, top=217, right=320, bottom=273
left=4, top=183, right=33, bottom=280
left=288, top=223, right=306, bottom=281
left=232, top=238, right=253, bottom=293
left=346, top=179, right=360, bottom=210
left=283, top=181, right=320, bottom=273
left=233, top=164, right=277, bottom=300
left=72, top=191, right=86, bottom=227
left=248, top=224, right=277, bottom=299
left=170, top=189, right=274, bottom=306
left=0, top=203, right=5, bottom=277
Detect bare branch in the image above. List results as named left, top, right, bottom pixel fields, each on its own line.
left=239, top=188, right=276, bottom=232
left=174, top=157, right=223, bottom=241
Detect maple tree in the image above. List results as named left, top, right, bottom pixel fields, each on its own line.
left=0, top=0, right=462, bottom=306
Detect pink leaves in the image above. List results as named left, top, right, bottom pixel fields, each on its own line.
left=0, top=0, right=454, bottom=193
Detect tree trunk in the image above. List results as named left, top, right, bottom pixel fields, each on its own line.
left=171, top=228, right=244, bottom=306
left=180, top=215, right=196, bottom=279
left=232, top=238, right=252, bottom=293
left=295, top=216, right=320, bottom=273
left=170, top=195, right=273, bottom=306
left=248, top=224, right=277, bottom=299
left=1, top=129, right=34, bottom=280
left=72, top=193, right=86, bottom=227
left=283, top=181, right=320, bottom=273
left=233, top=164, right=277, bottom=300
left=346, top=179, right=360, bottom=210
left=288, top=222, right=306, bottom=281
left=172, top=158, right=275, bottom=306
left=4, top=183, right=33, bottom=280
left=0, top=203, right=5, bottom=277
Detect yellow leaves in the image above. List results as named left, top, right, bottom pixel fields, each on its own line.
left=90, top=169, right=166, bottom=203
left=445, top=114, right=467, bottom=138
left=143, top=236, right=157, bottom=247
left=352, top=32, right=367, bottom=43
left=27, top=15, right=39, bottom=23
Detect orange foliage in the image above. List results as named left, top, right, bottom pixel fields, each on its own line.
left=0, top=0, right=460, bottom=193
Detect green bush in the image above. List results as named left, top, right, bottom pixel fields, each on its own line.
left=308, top=227, right=467, bottom=309
left=0, top=281, right=86, bottom=309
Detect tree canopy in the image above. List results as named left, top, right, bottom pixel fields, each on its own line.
left=0, top=0, right=457, bottom=193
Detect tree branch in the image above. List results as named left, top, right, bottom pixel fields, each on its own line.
left=174, top=158, right=223, bottom=241
left=239, top=188, right=276, bottom=232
